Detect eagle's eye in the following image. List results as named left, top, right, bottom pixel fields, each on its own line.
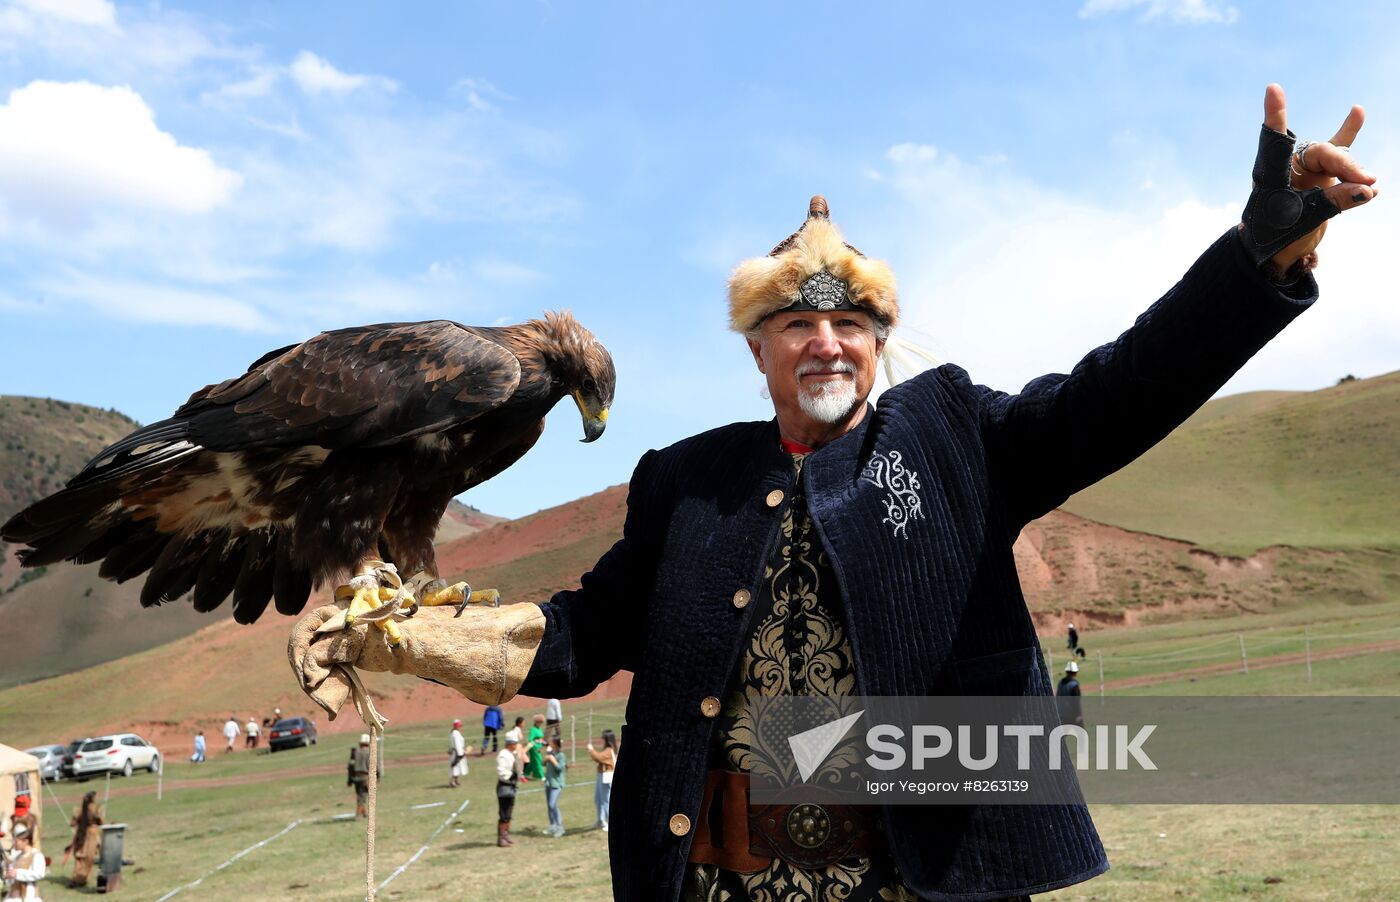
left=584, top=377, right=597, bottom=393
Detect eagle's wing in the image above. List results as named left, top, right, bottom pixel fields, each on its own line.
left=178, top=320, right=521, bottom=451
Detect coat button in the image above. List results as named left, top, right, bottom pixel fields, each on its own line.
left=732, top=589, right=751, bottom=609
left=669, top=813, right=691, bottom=836
left=700, top=696, right=721, bottom=718
left=765, top=489, right=784, bottom=508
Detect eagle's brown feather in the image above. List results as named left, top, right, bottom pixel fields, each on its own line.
left=2, top=312, right=615, bottom=624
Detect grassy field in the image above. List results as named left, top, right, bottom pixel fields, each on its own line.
left=11, top=602, right=1398, bottom=901
left=1061, top=371, right=1400, bottom=555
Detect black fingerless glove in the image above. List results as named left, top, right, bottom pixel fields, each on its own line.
left=1239, top=125, right=1340, bottom=266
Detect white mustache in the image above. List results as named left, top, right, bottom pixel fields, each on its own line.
left=796, top=360, right=855, bottom=376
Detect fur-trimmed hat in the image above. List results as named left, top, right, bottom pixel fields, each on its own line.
left=728, top=196, right=899, bottom=334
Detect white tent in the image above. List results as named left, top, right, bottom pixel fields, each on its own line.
left=0, top=742, right=42, bottom=850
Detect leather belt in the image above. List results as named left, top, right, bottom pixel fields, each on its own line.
left=687, top=769, right=882, bottom=873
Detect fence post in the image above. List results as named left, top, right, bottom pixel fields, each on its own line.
left=1047, top=648, right=1055, bottom=677
left=1305, top=628, right=1312, bottom=683
left=1097, top=651, right=1105, bottom=704
left=1239, top=634, right=1248, bottom=674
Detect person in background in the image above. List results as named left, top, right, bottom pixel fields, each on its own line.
left=504, top=716, right=527, bottom=781
left=1057, top=661, right=1084, bottom=728
left=495, top=735, right=522, bottom=847
left=543, top=735, right=567, bottom=837
left=191, top=731, right=206, bottom=764
left=223, top=715, right=239, bottom=752
left=448, top=719, right=468, bottom=788
left=545, top=697, right=563, bottom=746
left=586, top=729, right=618, bottom=832
left=481, top=704, right=503, bottom=756
left=1067, top=622, right=1079, bottom=653
left=524, top=713, right=547, bottom=781
left=65, top=791, right=101, bottom=889
left=3, top=820, right=44, bottom=902
left=350, top=734, right=379, bottom=819
left=244, top=717, right=260, bottom=749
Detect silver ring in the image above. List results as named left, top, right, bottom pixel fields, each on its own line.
left=1295, top=140, right=1316, bottom=172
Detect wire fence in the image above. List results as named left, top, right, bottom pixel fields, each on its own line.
left=1042, top=623, right=1400, bottom=692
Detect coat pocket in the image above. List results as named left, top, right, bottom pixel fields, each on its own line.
left=950, top=646, right=1038, bottom=695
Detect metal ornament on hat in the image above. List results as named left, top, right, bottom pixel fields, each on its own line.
left=798, top=271, right=851, bottom=311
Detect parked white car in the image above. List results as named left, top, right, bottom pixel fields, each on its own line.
left=71, top=733, right=161, bottom=778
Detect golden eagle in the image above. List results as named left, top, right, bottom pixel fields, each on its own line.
left=2, top=311, right=614, bottom=628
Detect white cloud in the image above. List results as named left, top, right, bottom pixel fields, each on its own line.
left=865, top=142, right=1399, bottom=400
left=290, top=50, right=397, bottom=96
left=202, top=68, right=279, bottom=105
left=452, top=77, right=512, bottom=112
left=38, top=272, right=274, bottom=331
left=1079, top=0, right=1238, bottom=24
left=11, top=0, right=115, bottom=29
left=473, top=259, right=543, bottom=285
left=0, top=80, right=241, bottom=224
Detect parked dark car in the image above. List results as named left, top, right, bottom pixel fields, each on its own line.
left=268, top=717, right=318, bottom=751
left=59, top=738, right=88, bottom=779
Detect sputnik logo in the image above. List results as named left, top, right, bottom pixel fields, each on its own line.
left=788, top=710, right=865, bottom=782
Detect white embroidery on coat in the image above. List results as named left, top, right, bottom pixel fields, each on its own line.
left=859, top=450, right=924, bottom=539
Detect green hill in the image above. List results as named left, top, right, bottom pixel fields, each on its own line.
left=1062, top=371, right=1400, bottom=555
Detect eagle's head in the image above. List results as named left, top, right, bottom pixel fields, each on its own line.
left=536, top=310, right=616, bottom=443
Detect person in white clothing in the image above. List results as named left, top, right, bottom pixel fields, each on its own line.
left=222, top=716, right=239, bottom=752
left=448, top=719, right=469, bottom=788
left=545, top=697, right=563, bottom=746
left=3, top=821, right=45, bottom=902
left=495, top=736, right=522, bottom=847
left=244, top=718, right=260, bottom=749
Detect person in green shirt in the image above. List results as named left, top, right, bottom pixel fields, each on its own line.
left=524, top=713, right=546, bottom=781
left=544, top=735, right=567, bottom=837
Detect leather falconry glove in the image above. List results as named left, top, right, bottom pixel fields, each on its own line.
left=289, top=603, right=545, bottom=720
left=1240, top=124, right=1341, bottom=267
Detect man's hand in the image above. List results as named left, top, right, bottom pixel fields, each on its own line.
left=1244, top=83, right=1379, bottom=273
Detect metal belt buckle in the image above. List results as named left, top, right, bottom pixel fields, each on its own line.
left=786, top=803, right=831, bottom=849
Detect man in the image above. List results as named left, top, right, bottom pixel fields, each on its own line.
left=222, top=716, right=239, bottom=753
left=482, top=705, right=503, bottom=756
left=350, top=734, right=375, bottom=819
left=191, top=731, right=205, bottom=764
left=449, top=719, right=468, bottom=788
left=244, top=717, right=260, bottom=750
left=292, top=86, right=1376, bottom=900
left=3, top=821, right=44, bottom=902
left=1067, top=622, right=1079, bottom=653
left=495, top=735, right=522, bottom=847
left=1057, top=661, right=1085, bottom=729
left=546, top=697, right=563, bottom=746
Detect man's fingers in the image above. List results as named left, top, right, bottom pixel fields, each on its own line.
left=1264, top=83, right=1287, bottom=134
left=1324, top=181, right=1378, bottom=212
left=1329, top=105, right=1365, bottom=147
left=1311, top=142, right=1378, bottom=184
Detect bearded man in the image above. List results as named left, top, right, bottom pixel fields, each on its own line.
left=292, top=85, right=1376, bottom=900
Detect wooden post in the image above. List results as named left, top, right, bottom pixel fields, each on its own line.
left=157, top=755, right=163, bottom=802
left=588, top=709, right=594, bottom=748
left=1305, top=628, right=1313, bottom=683
left=1047, top=648, right=1055, bottom=677
left=570, top=715, right=577, bottom=770
left=1239, top=634, right=1249, bottom=674
left=1097, top=651, right=1105, bottom=704
left=103, top=771, right=111, bottom=809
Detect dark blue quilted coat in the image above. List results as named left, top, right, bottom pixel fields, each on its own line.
left=521, top=230, right=1316, bottom=900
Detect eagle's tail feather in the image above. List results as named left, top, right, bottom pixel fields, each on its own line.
left=141, top=530, right=216, bottom=607
left=273, top=536, right=314, bottom=616
left=193, top=530, right=247, bottom=613
left=231, top=529, right=277, bottom=624
left=99, top=523, right=169, bottom=584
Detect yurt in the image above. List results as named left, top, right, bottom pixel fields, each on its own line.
left=0, top=743, right=42, bottom=848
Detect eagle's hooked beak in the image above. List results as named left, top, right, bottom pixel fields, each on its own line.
left=573, top=391, right=608, bottom=443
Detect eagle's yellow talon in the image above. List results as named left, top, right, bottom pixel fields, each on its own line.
left=420, top=580, right=470, bottom=607
left=470, top=588, right=501, bottom=607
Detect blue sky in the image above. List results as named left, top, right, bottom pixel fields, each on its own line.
left=3, top=0, right=1397, bottom=518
